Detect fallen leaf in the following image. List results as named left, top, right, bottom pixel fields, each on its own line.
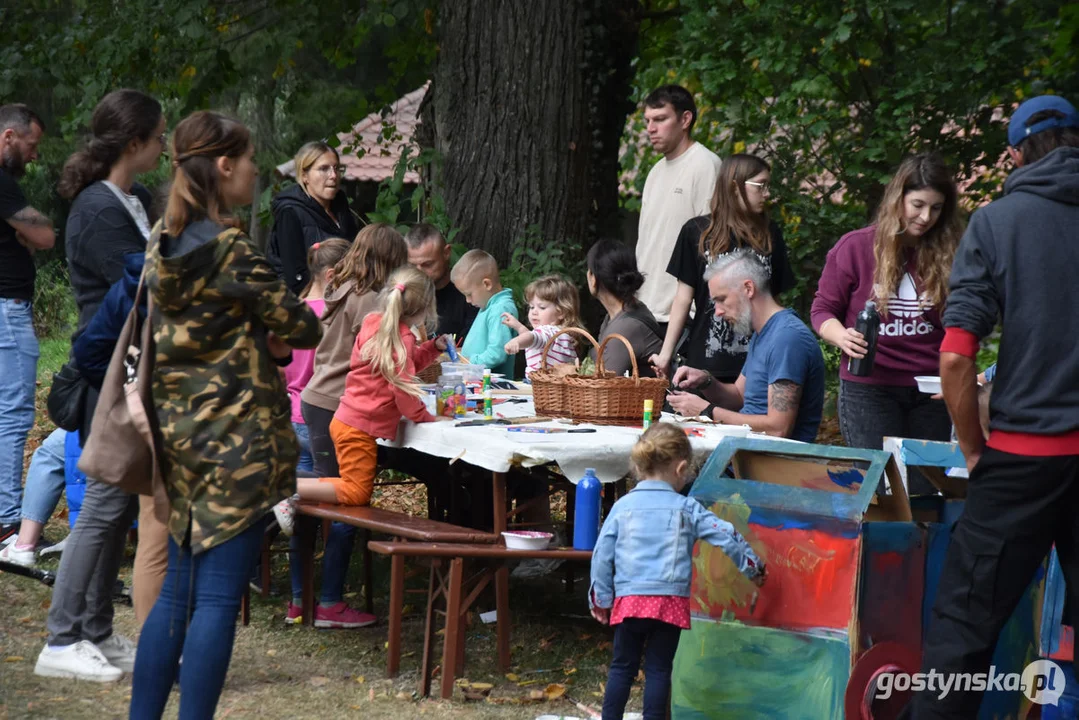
left=265, top=649, right=277, bottom=657
left=350, top=706, right=362, bottom=710
left=544, top=683, right=567, bottom=700
left=355, top=675, right=365, bottom=684
left=4, top=656, right=24, bottom=662
left=505, top=672, right=519, bottom=682
left=309, top=676, right=330, bottom=687
left=564, top=667, right=578, bottom=675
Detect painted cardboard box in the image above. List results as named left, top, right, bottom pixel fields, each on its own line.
left=671, top=437, right=1042, bottom=720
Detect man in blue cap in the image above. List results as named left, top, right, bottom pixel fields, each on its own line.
left=909, top=95, right=1079, bottom=716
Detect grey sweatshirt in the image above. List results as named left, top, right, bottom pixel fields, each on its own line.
left=944, top=146, right=1079, bottom=436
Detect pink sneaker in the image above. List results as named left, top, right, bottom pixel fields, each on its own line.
left=314, top=602, right=377, bottom=629
left=285, top=602, right=303, bottom=625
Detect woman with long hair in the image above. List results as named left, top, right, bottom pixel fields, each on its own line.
left=128, top=110, right=321, bottom=718
left=34, top=89, right=166, bottom=683
left=586, top=238, right=664, bottom=378
left=650, top=153, right=795, bottom=381
left=268, top=141, right=359, bottom=294
left=812, top=152, right=964, bottom=493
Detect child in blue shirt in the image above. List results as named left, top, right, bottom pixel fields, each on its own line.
left=590, top=422, right=767, bottom=720
left=451, top=249, right=517, bottom=376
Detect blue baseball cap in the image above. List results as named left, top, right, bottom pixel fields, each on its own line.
left=1008, top=95, right=1079, bottom=147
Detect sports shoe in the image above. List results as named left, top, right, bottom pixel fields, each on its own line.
left=34, top=641, right=123, bottom=682
left=273, top=498, right=295, bottom=537
left=314, top=602, right=377, bottom=629
left=0, top=522, right=19, bottom=544
left=285, top=602, right=303, bottom=625
left=96, top=633, right=137, bottom=673
left=0, top=542, right=36, bottom=568
left=39, top=537, right=67, bottom=557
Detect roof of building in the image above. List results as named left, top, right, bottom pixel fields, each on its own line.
left=276, top=83, right=428, bottom=184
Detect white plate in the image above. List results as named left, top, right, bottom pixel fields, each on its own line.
left=915, top=376, right=942, bottom=394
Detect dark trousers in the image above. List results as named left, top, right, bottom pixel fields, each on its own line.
left=838, top=380, right=953, bottom=495
left=603, top=617, right=682, bottom=720
left=296, top=400, right=356, bottom=605
left=911, top=449, right=1079, bottom=717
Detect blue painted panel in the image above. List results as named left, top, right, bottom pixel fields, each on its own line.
left=897, top=439, right=967, bottom=469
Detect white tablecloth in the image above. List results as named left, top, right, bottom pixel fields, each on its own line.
left=380, top=396, right=754, bottom=484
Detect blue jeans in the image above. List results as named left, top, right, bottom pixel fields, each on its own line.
left=130, top=517, right=268, bottom=720
left=602, top=617, right=682, bottom=720
left=21, top=428, right=66, bottom=525
left=293, top=421, right=313, bottom=473
left=0, top=298, right=38, bottom=524
left=289, top=520, right=356, bottom=604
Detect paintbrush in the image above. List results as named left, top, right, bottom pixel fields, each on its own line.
left=564, top=695, right=602, bottom=718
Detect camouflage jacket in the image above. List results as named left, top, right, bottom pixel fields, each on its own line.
left=146, top=221, right=322, bottom=553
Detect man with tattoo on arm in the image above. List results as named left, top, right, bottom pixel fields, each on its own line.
left=667, top=250, right=825, bottom=443
left=0, top=104, right=54, bottom=543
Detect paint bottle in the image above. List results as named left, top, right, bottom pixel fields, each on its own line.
left=642, top=399, right=654, bottom=430
left=848, top=300, right=881, bottom=377
left=573, top=468, right=602, bottom=551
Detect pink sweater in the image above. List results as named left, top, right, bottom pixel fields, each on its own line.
left=285, top=298, right=325, bottom=423
left=810, top=225, right=944, bottom=386
left=334, top=313, right=441, bottom=440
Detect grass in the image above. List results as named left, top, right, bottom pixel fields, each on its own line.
left=1, top=331, right=629, bottom=719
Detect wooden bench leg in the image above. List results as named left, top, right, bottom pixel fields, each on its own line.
left=418, top=561, right=440, bottom=697
left=296, top=514, right=317, bottom=627
left=363, top=529, right=375, bottom=616
left=387, top=554, right=405, bottom=678
left=440, top=557, right=465, bottom=700
left=241, top=585, right=251, bottom=626
left=495, top=565, right=511, bottom=670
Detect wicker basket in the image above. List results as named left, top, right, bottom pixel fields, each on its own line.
left=531, top=327, right=669, bottom=426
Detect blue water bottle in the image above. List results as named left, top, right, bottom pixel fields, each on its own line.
left=573, top=468, right=602, bottom=551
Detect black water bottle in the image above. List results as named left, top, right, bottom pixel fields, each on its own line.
left=848, top=300, right=881, bottom=377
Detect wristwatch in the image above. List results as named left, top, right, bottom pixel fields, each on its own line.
left=701, top=375, right=714, bottom=388
left=702, top=403, right=718, bottom=421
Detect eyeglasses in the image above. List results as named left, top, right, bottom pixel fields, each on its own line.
left=312, top=163, right=347, bottom=177
left=745, top=180, right=771, bottom=192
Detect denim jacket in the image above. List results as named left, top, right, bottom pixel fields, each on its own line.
left=589, top=480, right=764, bottom=609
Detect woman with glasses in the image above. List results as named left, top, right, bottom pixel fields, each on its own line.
left=649, top=153, right=794, bottom=382
left=268, top=141, right=359, bottom=294
left=33, top=89, right=166, bottom=682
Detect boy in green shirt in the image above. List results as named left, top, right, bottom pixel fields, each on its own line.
left=452, top=249, right=517, bottom=377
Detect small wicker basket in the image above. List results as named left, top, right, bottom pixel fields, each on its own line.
left=531, top=327, right=668, bottom=426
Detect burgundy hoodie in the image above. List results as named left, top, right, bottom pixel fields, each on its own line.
left=811, top=225, right=943, bottom=386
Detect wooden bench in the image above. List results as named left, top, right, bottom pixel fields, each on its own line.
left=293, top=502, right=498, bottom=626
left=367, top=540, right=593, bottom=698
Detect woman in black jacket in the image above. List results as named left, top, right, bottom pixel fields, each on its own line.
left=268, top=141, right=359, bottom=293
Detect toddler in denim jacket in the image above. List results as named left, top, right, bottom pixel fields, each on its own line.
left=589, top=422, right=766, bottom=720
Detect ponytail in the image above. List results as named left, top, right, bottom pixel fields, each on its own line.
left=359, top=266, right=436, bottom=398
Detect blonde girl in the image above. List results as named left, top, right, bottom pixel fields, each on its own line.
left=811, top=152, right=964, bottom=494
left=502, top=274, right=582, bottom=377
left=277, top=266, right=448, bottom=525
left=650, top=153, right=796, bottom=381
left=590, top=422, right=766, bottom=719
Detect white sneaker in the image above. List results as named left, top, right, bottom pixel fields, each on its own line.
left=96, top=634, right=137, bottom=673
left=34, top=640, right=123, bottom=682
left=39, top=537, right=67, bottom=557
left=0, top=542, right=35, bottom=568
left=273, top=498, right=295, bottom=537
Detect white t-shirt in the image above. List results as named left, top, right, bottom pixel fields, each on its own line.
left=635, top=142, right=721, bottom=322
left=103, top=180, right=151, bottom=240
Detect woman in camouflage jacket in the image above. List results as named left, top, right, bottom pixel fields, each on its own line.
left=129, top=111, right=321, bottom=720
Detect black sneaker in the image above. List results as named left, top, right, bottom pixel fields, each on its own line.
left=0, top=523, right=20, bottom=544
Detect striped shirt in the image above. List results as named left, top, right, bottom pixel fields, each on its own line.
left=525, top=325, right=576, bottom=376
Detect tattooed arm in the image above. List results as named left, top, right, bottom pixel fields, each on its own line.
left=7, top=206, right=55, bottom=250
left=709, top=379, right=803, bottom=438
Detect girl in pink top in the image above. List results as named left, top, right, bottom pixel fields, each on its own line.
left=501, top=274, right=581, bottom=378
left=811, top=154, right=965, bottom=494
left=286, top=239, right=350, bottom=471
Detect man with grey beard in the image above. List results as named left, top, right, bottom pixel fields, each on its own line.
left=667, top=249, right=825, bottom=443
left=0, top=104, right=55, bottom=544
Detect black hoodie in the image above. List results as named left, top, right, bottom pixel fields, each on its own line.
left=944, top=146, right=1079, bottom=436
left=267, top=184, right=359, bottom=294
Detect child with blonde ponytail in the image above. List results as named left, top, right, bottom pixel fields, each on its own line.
left=590, top=422, right=767, bottom=719
left=275, top=266, right=450, bottom=531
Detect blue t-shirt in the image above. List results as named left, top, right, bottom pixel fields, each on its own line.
left=740, top=309, right=825, bottom=443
